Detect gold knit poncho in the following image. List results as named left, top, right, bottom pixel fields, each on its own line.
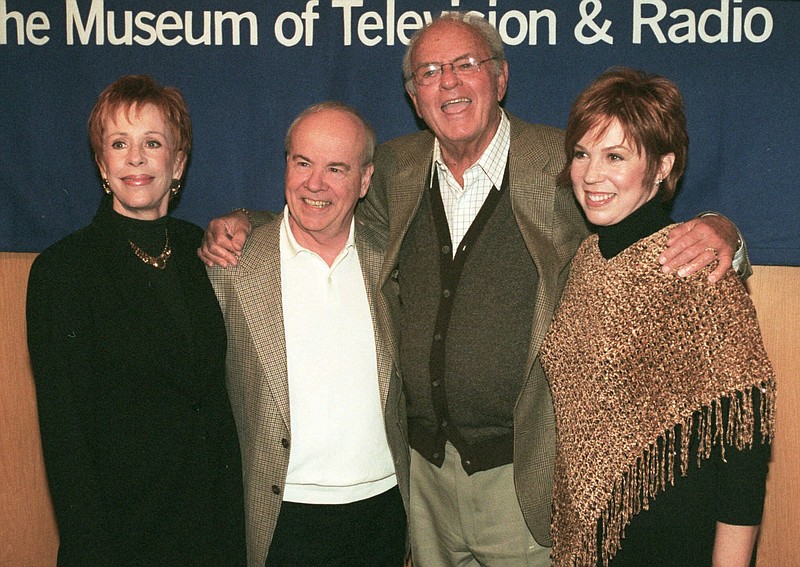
left=540, top=226, right=776, bottom=567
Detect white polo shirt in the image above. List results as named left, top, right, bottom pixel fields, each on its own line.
left=279, top=207, right=396, bottom=504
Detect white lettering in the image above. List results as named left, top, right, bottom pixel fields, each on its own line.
left=743, top=7, right=772, bottom=42
left=214, top=11, right=258, bottom=46
left=156, top=11, right=183, bottom=46
left=299, top=1, right=319, bottom=46
left=133, top=12, right=156, bottom=46
left=339, top=0, right=556, bottom=47
left=333, top=0, right=361, bottom=46
left=0, top=0, right=50, bottom=45
left=634, top=0, right=773, bottom=45
left=106, top=10, right=132, bottom=45
left=66, top=0, right=104, bottom=45
left=26, top=10, right=48, bottom=45
left=0, top=0, right=24, bottom=45
left=498, top=10, right=527, bottom=46
left=486, top=0, right=498, bottom=27
left=274, top=11, right=303, bottom=46
left=386, top=0, right=395, bottom=46
left=185, top=11, right=211, bottom=46
left=396, top=11, right=423, bottom=44
left=667, top=9, right=694, bottom=43
left=66, top=0, right=256, bottom=47
left=698, top=0, right=728, bottom=43
left=273, top=2, right=315, bottom=46
left=633, top=0, right=667, bottom=44
left=528, top=9, right=556, bottom=45
left=358, top=12, right=383, bottom=47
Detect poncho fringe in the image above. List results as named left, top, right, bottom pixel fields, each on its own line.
left=589, top=384, right=776, bottom=567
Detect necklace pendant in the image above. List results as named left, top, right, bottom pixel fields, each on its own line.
left=128, top=228, right=172, bottom=270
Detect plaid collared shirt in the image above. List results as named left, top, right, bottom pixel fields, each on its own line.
left=432, top=111, right=511, bottom=254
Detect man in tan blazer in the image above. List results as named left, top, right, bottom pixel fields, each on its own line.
left=364, top=113, right=584, bottom=564
left=207, top=102, right=409, bottom=567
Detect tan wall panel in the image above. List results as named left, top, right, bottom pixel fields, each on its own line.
left=0, top=252, right=58, bottom=567
left=750, top=266, right=800, bottom=567
left=1, top=252, right=797, bottom=566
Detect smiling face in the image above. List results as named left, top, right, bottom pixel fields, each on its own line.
left=95, top=103, right=186, bottom=220
left=406, top=19, right=508, bottom=160
left=284, top=108, right=373, bottom=257
left=570, top=119, right=674, bottom=226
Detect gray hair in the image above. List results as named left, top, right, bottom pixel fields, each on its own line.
left=402, top=12, right=506, bottom=95
left=284, top=101, right=377, bottom=168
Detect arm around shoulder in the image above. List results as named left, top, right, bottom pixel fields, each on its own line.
left=662, top=213, right=750, bottom=283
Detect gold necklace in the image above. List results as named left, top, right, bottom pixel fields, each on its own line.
left=128, top=228, right=172, bottom=269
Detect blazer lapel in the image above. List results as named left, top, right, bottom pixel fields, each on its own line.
left=233, top=218, right=292, bottom=431
left=379, top=138, right=434, bottom=291
left=506, top=116, right=565, bottom=377
left=376, top=136, right=433, bottom=369
left=355, top=219, right=392, bottom=412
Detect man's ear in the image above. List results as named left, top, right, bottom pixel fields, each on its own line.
left=406, top=84, right=423, bottom=119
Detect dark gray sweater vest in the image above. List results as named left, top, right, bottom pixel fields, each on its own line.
left=399, top=171, right=539, bottom=474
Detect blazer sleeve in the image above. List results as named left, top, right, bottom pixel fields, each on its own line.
left=357, top=140, right=400, bottom=239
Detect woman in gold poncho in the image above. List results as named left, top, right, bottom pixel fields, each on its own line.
left=540, top=67, right=775, bottom=567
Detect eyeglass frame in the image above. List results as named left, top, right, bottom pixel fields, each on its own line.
left=406, top=56, right=501, bottom=87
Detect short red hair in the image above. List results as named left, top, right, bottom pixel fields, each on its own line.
left=558, top=67, right=688, bottom=201
left=87, top=75, right=192, bottom=163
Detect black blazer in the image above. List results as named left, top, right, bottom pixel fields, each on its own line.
left=26, top=196, right=246, bottom=566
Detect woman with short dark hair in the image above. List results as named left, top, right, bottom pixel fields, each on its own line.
left=541, top=67, right=775, bottom=567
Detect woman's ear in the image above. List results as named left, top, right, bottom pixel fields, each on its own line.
left=172, top=151, right=187, bottom=180
left=95, top=153, right=108, bottom=179
left=659, top=152, right=676, bottom=181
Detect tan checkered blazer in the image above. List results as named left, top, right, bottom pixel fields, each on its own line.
left=360, top=114, right=589, bottom=547
left=208, top=212, right=409, bottom=567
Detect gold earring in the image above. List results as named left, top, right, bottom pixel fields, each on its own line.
left=102, top=179, right=112, bottom=194
left=170, top=180, right=182, bottom=196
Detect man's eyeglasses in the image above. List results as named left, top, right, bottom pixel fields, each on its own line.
left=408, top=57, right=499, bottom=87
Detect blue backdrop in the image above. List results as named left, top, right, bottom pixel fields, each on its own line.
left=2, top=0, right=798, bottom=265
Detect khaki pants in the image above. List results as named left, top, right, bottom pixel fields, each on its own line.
left=409, top=443, right=551, bottom=567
